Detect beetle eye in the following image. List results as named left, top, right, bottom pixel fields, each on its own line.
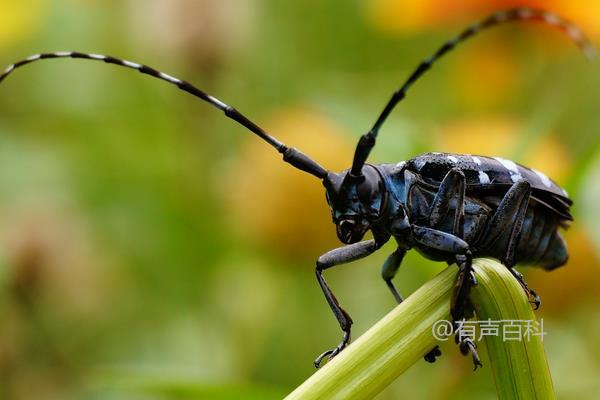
left=357, top=179, right=374, bottom=204
left=396, top=204, right=405, bottom=218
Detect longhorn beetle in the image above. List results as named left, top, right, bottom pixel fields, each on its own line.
left=0, top=8, right=595, bottom=370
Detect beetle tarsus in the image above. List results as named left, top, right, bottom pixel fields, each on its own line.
left=424, top=346, right=442, bottom=363
left=509, top=267, right=542, bottom=310
left=454, top=321, right=483, bottom=370
left=461, top=338, right=483, bottom=371
left=314, top=330, right=351, bottom=368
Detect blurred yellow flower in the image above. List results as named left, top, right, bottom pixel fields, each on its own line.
left=224, top=107, right=354, bottom=259
left=0, top=1, right=46, bottom=49
left=366, top=0, right=440, bottom=34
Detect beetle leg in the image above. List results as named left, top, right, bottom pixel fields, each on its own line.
left=314, top=239, right=382, bottom=368
left=426, top=168, right=472, bottom=315
left=429, top=168, right=466, bottom=239
left=381, top=248, right=406, bottom=303
left=411, top=225, right=481, bottom=368
left=452, top=251, right=476, bottom=322
left=480, top=180, right=540, bottom=307
left=452, top=253, right=483, bottom=370
left=381, top=248, right=443, bottom=363
left=483, top=180, right=532, bottom=266
left=411, top=226, right=474, bottom=320
left=425, top=168, right=473, bottom=318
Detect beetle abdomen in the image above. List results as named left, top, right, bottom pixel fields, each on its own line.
left=515, top=204, right=569, bottom=270
left=467, top=198, right=569, bottom=269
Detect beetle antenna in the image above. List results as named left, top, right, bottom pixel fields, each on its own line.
left=350, top=7, right=596, bottom=177
left=0, top=51, right=329, bottom=180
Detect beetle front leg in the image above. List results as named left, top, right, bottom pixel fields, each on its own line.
left=314, top=239, right=382, bottom=368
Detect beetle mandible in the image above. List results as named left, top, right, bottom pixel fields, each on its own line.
left=0, top=7, right=594, bottom=369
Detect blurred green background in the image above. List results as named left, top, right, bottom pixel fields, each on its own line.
left=0, top=1, right=599, bottom=399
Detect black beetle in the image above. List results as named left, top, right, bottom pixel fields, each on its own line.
left=0, top=7, right=594, bottom=369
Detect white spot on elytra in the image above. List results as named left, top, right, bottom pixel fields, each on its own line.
left=532, top=169, right=552, bottom=188
left=396, top=161, right=406, bottom=169
left=478, top=171, right=491, bottom=184
left=472, top=156, right=482, bottom=165
left=511, top=174, right=523, bottom=183
left=447, top=155, right=458, bottom=163
left=494, top=157, right=520, bottom=174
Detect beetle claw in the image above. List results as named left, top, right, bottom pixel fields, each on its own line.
left=314, top=330, right=350, bottom=368
left=529, top=291, right=541, bottom=310
left=314, top=350, right=334, bottom=368
left=456, top=332, right=483, bottom=370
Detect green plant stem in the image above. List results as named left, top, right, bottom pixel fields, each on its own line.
left=286, top=264, right=456, bottom=400
left=285, top=258, right=554, bottom=400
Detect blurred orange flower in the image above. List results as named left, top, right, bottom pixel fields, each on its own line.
left=366, top=1, right=599, bottom=127
left=436, top=117, right=571, bottom=183
left=366, top=0, right=600, bottom=37
left=529, top=227, right=600, bottom=314
left=449, top=39, right=519, bottom=108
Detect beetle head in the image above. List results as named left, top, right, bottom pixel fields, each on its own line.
left=323, top=165, right=385, bottom=244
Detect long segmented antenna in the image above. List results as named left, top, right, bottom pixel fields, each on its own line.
left=0, top=51, right=329, bottom=179
left=350, top=7, right=597, bottom=177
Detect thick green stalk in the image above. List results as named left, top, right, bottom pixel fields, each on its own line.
left=470, top=258, right=554, bottom=399
left=285, top=258, right=554, bottom=400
